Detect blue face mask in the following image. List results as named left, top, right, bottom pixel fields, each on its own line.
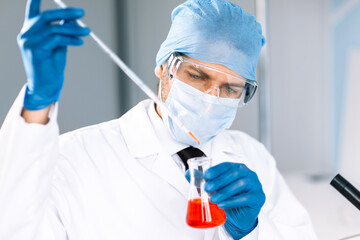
left=161, top=78, right=240, bottom=146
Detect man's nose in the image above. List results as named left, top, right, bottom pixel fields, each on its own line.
left=205, top=87, right=219, bottom=97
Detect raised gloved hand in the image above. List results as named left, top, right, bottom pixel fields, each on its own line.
left=18, top=0, right=90, bottom=111
left=203, top=162, right=265, bottom=239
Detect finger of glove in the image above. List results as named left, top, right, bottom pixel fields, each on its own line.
left=204, top=163, right=251, bottom=192
left=209, top=178, right=250, bottom=204
left=204, top=162, right=251, bottom=181
left=36, top=35, right=84, bottom=51
left=217, top=192, right=266, bottom=210
left=62, top=19, right=79, bottom=26
left=204, top=162, right=236, bottom=180
left=34, top=8, right=85, bottom=26
left=23, top=8, right=85, bottom=37
left=26, top=0, right=41, bottom=19
left=22, top=24, right=90, bottom=45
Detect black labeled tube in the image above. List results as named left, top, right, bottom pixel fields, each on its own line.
left=330, top=174, right=360, bottom=211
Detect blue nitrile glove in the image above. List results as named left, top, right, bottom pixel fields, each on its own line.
left=18, top=0, right=90, bottom=110
left=204, top=162, right=265, bottom=239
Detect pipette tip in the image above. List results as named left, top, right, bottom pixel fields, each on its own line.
left=189, top=132, right=201, bottom=145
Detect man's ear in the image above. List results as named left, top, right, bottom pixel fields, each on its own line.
left=154, top=65, right=163, bottom=79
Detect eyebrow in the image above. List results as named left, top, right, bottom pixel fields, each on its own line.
left=187, top=65, right=210, bottom=79
left=224, top=83, right=246, bottom=88
left=186, top=64, right=246, bottom=88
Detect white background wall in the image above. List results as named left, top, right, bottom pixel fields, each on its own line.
left=268, top=0, right=333, bottom=174
left=340, top=49, right=360, bottom=179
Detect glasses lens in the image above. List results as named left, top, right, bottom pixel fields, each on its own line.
left=244, top=83, right=257, bottom=104
left=168, top=54, right=257, bottom=107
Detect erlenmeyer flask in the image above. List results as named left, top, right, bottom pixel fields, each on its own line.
left=186, top=157, right=226, bottom=228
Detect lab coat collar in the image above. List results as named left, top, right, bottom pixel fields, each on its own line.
left=119, top=99, right=210, bottom=159
left=119, top=100, right=192, bottom=198
left=118, top=99, right=245, bottom=159
left=118, top=100, right=245, bottom=197
left=147, top=101, right=188, bottom=155
left=118, top=100, right=201, bottom=199
left=146, top=101, right=217, bottom=158
left=118, top=100, right=163, bottom=159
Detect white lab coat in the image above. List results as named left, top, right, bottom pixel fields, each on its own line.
left=0, top=87, right=317, bottom=240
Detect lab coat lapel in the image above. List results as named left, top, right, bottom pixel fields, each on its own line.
left=115, top=100, right=218, bottom=239
left=100, top=127, right=190, bottom=234
left=100, top=103, right=200, bottom=237
left=119, top=100, right=190, bottom=198
left=114, top=100, right=209, bottom=236
left=118, top=101, right=160, bottom=159
left=152, top=150, right=190, bottom=199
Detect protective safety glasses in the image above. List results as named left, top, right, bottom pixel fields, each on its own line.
left=167, top=52, right=257, bottom=107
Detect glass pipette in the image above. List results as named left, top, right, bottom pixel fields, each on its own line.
left=53, top=0, right=200, bottom=145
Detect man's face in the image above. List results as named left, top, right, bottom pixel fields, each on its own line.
left=155, top=55, right=245, bottom=105
left=154, top=54, right=247, bottom=145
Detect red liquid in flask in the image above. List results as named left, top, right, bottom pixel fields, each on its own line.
left=186, top=198, right=226, bottom=228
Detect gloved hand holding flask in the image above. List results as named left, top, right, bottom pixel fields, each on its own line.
left=18, top=0, right=90, bottom=111
left=204, top=162, right=266, bottom=239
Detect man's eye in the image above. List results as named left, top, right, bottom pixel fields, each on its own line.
left=222, top=85, right=244, bottom=98
left=189, top=73, right=202, bottom=80
left=225, top=86, right=238, bottom=93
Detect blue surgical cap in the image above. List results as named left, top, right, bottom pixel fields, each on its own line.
left=156, top=0, right=265, bottom=81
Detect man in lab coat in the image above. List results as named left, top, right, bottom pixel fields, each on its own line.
left=0, top=0, right=317, bottom=239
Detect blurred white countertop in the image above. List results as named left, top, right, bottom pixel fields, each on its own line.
left=284, top=173, right=360, bottom=240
